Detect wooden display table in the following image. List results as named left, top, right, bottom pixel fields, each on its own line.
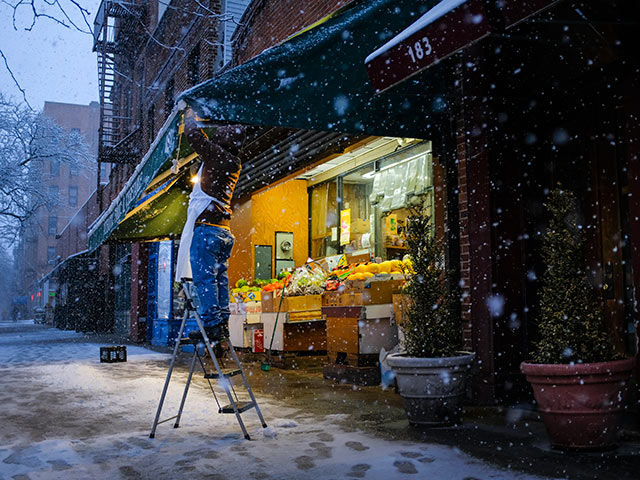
left=322, top=304, right=398, bottom=385
left=261, top=312, right=326, bottom=353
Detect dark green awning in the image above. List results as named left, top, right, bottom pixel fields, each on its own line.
left=89, top=0, right=444, bottom=251
left=108, top=166, right=195, bottom=243
left=180, top=0, right=441, bottom=138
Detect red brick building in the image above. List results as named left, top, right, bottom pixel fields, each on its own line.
left=14, top=101, right=99, bottom=315
left=83, top=0, right=638, bottom=405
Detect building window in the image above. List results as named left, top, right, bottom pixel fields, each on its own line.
left=70, top=164, right=79, bottom=176
left=164, top=78, right=175, bottom=114
left=68, top=186, right=78, bottom=207
left=47, top=246, right=56, bottom=262
left=48, top=216, right=57, bottom=235
left=49, top=185, right=59, bottom=204
left=188, top=44, right=200, bottom=86
left=50, top=160, right=59, bottom=176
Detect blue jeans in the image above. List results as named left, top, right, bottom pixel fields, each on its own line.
left=190, top=225, right=235, bottom=327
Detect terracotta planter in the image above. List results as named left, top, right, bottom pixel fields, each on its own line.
left=387, top=352, right=475, bottom=426
left=521, top=357, right=635, bottom=450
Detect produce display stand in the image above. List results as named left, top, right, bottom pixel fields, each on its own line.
left=227, top=264, right=407, bottom=372
left=229, top=289, right=327, bottom=367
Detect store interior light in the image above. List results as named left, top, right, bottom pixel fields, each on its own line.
left=362, top=150, right=425, bottom=179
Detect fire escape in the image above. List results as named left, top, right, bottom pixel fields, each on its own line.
left=93, top=1, right=145, bottom=203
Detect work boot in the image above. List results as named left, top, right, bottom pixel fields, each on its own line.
left=189, top=322, right=229, bottom=343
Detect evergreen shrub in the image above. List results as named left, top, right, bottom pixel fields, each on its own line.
left=533, top=188, right=616, bottom=364
left=402, top=206, right=461, bottom=358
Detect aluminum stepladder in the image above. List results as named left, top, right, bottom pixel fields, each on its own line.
left=150, top=278, right=267, bottom=440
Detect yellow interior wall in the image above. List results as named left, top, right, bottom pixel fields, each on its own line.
left=250, top=179, right=309, bottom=278
left=228, top=198, right=253, bottom=286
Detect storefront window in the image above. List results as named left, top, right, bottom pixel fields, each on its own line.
left=309, top=142, right=433, bottom=261
left=375, top=144, right=433, bottom=259
left=156, top=240, right=173, bottom=320
left=341, top=164, right=374, bottom=256
left=310, top=179, right=339, bottom=258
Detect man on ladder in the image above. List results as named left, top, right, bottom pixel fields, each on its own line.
left=150, top=107, right=266, bottom=440
left=175, top=107, right=244, bottom=341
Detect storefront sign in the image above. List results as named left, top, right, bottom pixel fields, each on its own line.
left=365, top=0, right=491, bottom=93
left=501, top=0, right=562, bottom=29
left=340, top=209, right=351, bottom=245
left=385, top=214, right=398, bottom=237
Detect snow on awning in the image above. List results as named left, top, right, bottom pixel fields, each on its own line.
left=364, top=0, right=491, bottom=93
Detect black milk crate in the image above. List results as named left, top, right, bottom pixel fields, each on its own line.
left=100, top=345, right=127, bottom=363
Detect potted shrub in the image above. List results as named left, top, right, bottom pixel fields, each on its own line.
left=387, top=205, right=475, bottom=426
left=520, top=188, right=634, bottom=450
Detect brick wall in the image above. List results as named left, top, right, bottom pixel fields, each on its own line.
left=107, top=0, right=225, bottom=204
left=456, top=46, right=496, bottom=404
left=233, top=0, right=354, bottom=64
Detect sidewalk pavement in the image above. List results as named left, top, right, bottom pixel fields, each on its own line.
left=1, top=322, right=638, bottom=479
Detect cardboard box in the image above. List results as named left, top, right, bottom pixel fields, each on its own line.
left=245, top=302, right=262, bottom=324
left=261, top=290, right=284, bottom=313
left=229, top=302, right=247, bottom=315
left=286, top=295, right=322, bottom=312
left=322, top=290, right=364, bottom=307
left=322, top=279, right=404, bottom=306
left=246, top=301, right=262, bottom=315
left=242, top=290, right=261, bottom=302
left=392, top=293, right=412, bottom=325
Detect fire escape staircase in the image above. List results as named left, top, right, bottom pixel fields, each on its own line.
left=93, top=1, right=144, bottom=167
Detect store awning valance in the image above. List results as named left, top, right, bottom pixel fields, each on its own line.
left=364, top=0, right=562, bottom=93
left=88, top=0, right=446, bottom=252
left=108, top=166, right=195, bottom=244
left=88, top=113, right=186, bottom=251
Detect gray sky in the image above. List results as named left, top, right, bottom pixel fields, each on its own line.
left=0, top=0, right=102, bottom=110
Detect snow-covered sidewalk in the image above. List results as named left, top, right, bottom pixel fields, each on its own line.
left=0, top=323, right=554, bottom=479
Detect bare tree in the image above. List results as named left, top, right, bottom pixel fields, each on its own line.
left=0, top=0, right=93, bottom=107
left=0, top=93, right=92, bottom=243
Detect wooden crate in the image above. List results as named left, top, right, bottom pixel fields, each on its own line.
left=288, top=310, right=323, bottom=322
left=326, top=317, right=359, bottom=354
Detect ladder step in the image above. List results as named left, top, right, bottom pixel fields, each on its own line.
left=156, top=415, right=178, bottom=425
left=204, top=369, right=242, bottom=379
left=219, top=401, right=255, bottom=414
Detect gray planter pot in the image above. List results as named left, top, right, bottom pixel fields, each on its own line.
left=387, top=352, right=475, bottom=426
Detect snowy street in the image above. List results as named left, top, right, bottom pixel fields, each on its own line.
left=0, top=321, right=562, bottom=480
